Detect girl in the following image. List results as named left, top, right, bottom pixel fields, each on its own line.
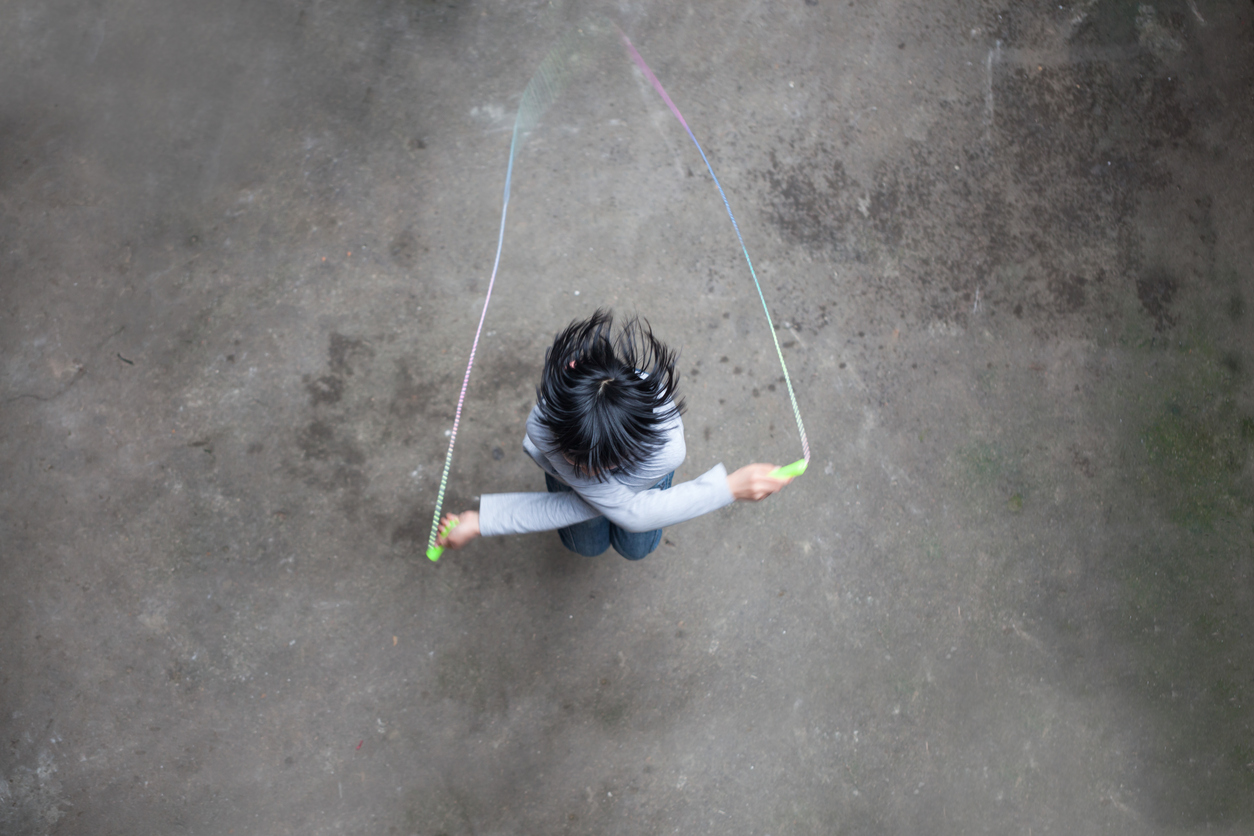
left=435, top=310, right=792, bottom=558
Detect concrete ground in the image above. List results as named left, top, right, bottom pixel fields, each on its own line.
left=3, top=0, right=1253, bottom=833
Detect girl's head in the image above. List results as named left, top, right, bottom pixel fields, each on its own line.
left=536, top=309, right=685, bottom=480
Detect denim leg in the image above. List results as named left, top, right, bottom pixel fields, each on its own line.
left=609, top=471, right=674, bottom=560
left=545, top=473, right=610, bottom=556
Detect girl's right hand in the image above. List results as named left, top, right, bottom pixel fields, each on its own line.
left=436, top=511, right=481, bottom=549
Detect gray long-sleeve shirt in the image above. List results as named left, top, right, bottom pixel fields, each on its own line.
left=478, top=404, right=735, bottom=536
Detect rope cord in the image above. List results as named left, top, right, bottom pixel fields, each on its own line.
left=426, top=30, right=808, bottom=560
left=617, top=30, right=810, bottom=467
left=426, top=45, right=572, bottom=560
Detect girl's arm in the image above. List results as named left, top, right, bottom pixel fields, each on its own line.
left=462, top=462, right=791, bottom=541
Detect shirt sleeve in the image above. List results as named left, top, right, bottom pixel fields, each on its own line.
left=478, top=463, right=734, bottom=536
left=478, top=489, right=603, bottom=536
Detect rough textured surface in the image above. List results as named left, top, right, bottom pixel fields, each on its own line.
left=2, top=0, right=1253, bottom=834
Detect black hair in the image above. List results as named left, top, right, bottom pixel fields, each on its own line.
left=536, top=309, right=685, bottom=480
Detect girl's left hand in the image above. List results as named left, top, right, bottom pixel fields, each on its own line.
left=727, top=464, right=793, bottom=501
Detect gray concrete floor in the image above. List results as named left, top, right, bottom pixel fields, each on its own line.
left=3, top=0, right=1253, bottom=833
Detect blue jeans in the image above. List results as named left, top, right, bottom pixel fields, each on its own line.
left=545, top=471, right=674, bottom=560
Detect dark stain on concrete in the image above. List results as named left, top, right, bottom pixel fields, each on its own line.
left=390, top=505, right=431, bottom=546
left=1049, top=274, right=1087, bottom=313
left=388, top=359, right=429, bottom=425
left=389, top=227, right=426, bottom=268
left=758, top=23, right=1204, bottom=338
left=1136, top=271, right=1178, bottom=331
left=328, top=332, right=373, bottom=376
left=296, top=420, right=364, bottom=466
left=761, top=150, right=856, bottom=254
left=304, top=374, right=344, bottom=405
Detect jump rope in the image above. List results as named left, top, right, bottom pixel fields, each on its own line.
left=426, top=28, right=810, bottom=561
